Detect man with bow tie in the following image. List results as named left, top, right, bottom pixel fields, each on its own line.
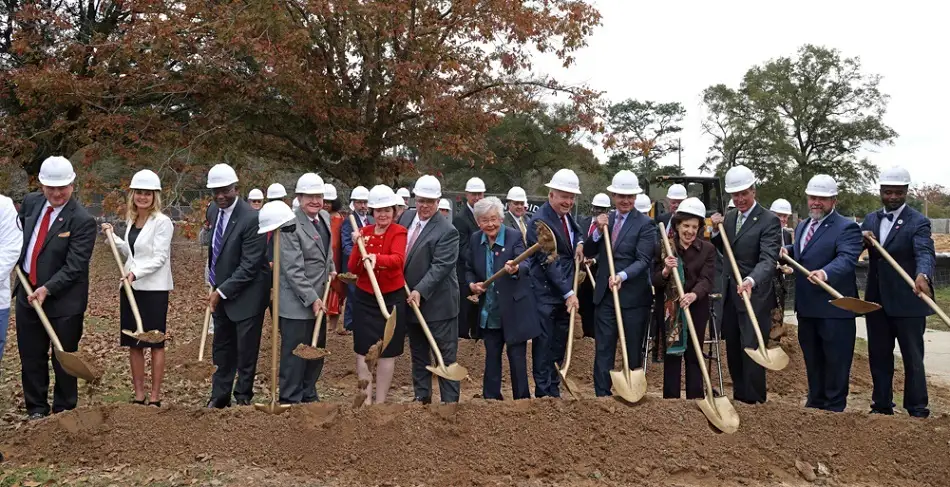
left=780, top=175, right=862, bottom=412
left=861, top=166, right=936, bottom=418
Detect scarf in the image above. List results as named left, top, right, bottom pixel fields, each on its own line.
left=662, top=244, right=688, bottom=356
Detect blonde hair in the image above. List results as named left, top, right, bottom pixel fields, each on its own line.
left=125, top=189, right=163, bottom=222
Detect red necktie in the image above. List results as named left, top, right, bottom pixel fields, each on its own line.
left=588, top=222, right=596, bottom=237
left=30, top=206, right=55, bottom=286
left=561, top=215, right=571, bottom=244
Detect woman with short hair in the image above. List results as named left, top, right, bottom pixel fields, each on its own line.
left=101, top=169, right=174, bottom=406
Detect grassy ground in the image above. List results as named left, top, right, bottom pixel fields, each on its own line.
left=928, top=286, right=950, bottom=331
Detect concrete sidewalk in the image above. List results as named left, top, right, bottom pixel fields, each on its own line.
left=784, top=312, right=950, bottom=387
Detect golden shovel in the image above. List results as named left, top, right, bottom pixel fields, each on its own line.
left=293, top=274, right=333, bottom=360
left=198, top=284, right=211, bottom=362
left=782, top=254, right=881, bottom=314
left=255, top=229, right=291, bottom=415
left=466, top=221, right=557, bottom=304
left=14, top=267, right=100, bottom=382
left=602, top=226, right=647, bottom=403
left=556, top=257, right=583, bottom=397
left=717, top=223, right=789, bottom=371
left=404, top=284, right=468, bottom=381
left=104, top=227, right=164, bottom=344
left=866, top=235, right=950, bottom=326
left=660, top=223, right=739, bottom=433
left=349, top=214, right=397, bottom=349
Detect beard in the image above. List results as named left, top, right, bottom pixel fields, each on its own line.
left=808, top=208, right=827, bottom=221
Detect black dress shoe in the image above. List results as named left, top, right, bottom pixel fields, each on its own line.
left=206, top=400, right=229, bottom=409
left=235, top=398, right=251, bottom=406
left=27, top=412, right=47, bottom=421
left=414, top=396, right=432, bottom=405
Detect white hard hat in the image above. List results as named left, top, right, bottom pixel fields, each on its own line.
left=724, top=165, right=755, bottom=193
left=207, top=163, right=239, bottom=189
left=258, top=201, right=295, bottom=234
left=397, top=187, right=411, bottom=200
left=727, top=199, right=736, bottom=208
left=506, top=186, right=528, bottom=203
left=677, top=197, right=707, bottom=219
left=606, top=170, right=642, bottom=195
left=350, top=185, right=370, bottom=201
left=248, top=188, right=264, bottom=200
left=666, top=183, right=687, bottom=200
left=635, top=194, right=652, bottom=213
left=591, top=192, right=611, bottom=208
left=38, top=156, right=76, bottom=187
left=879, top=166, right=911, bottom=186
left=295, top=173, right=325, bottom=195
left=545, top=168, right=582, bottom=195
left=769, top=198, right=793, bottom=215
left=412, top=175, right=442, bottom=199
left=368, top=185, right=399, bottom=209
left=439, top=198, right=451, bottom=211
left=292, top=197, right=300, bottom=211
left=323, top=184, right=337, bottom=201
left=130, top=169, right=162, bottom=191
left=465, top=177, right=487, bottom=193
left=805, top=174, right=838, bottom=197
left=266, top=183, right=287, bottom=199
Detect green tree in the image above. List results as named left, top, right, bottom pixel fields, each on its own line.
left=603, top=99, right=686, bottom=181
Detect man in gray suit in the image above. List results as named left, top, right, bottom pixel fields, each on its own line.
left=398, top=175, right=461, bottom=404
left=710, top=165, right=782, bottom=404
left=277, top=173, right=335, bottom=404
left=205, top=164, right=270, bottom=408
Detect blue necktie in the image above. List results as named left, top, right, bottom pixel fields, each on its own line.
left=209, top=211, right=225, bottom=286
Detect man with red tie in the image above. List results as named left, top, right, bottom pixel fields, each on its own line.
left=16, top=156, right=97, bottom=420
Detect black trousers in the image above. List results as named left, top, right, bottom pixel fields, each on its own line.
left=481, top=328, right=530, bottom=400
left=593, top=302, right=649, bottom=397
left=278, top=317, right=326, bottom=404
left=407, top=316, right=460, bottom=403
left=721, top=291, right=769, bottom=404
left=866, top=311, right=929, bottom=417
left=578, top=276, right=596, bottom=339
left=663, top=299, right=710, bottom=400
left=798, top=316, right=855, bottom=412
left=209, top=310, right=264, bottom=406
left=532, top=302, right=570, bottom=398
left=16, top=302, right=84, bottom=415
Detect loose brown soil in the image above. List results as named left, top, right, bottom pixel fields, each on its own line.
left=1, top=235, right=949, bottom=487
left=292, top=343, right=330, bottom=360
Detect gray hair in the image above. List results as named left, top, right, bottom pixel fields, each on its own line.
left=473, top=196, right=504, bottom=220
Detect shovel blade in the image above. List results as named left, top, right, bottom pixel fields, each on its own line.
left=292, top=344, right=330, bottom=361
left=121, top=329, right=165, bottom=344
left=558, top=368, right=581, bottom=399
left=696, top=395, right=740, bottom=434
left=609, top=368, right=646, bottom=404
left=381, top=308, right=397, bottom=351
left=426, top=363, right=468, bottom=381
left=743, top=346, right=790, bottom=371
left=53, top=350, right=99, bottom=382
left=253, top=402, right=291, bottom=414
left=829, top=297, right=881, bottom=315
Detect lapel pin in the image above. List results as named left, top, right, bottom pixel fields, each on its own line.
left=58, top=217, right=63, bottom=222
left=753, top=217, right=758, bottom=221
left=897, top=219, right=903, bottom=225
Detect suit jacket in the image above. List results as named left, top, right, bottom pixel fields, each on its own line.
left=465, top=226, right=542, bottom=344
left=583, top=210, right=656, bottom=308
left=112, top=212, right=174, bottom=291
left=279, top=208, right=333, bottom=320
left=340, top=212, right=374, bottom=273
left=711, top=202, right=782, bottom=317
left=454, top=204, right=479, bottom=275
left=861, top=205, right=936, bottom=317
left=503, top=211, right=529, bottom=241
left=785, top=211, right=862, bottom=319
left=398, top=210, right=460, bottom=323
left=526, top=202, right=582, bottom=305
left=206, top=199, right=269, bottom=321
left=15, top=193, right=97, bottom=318
left=655, top=212, right=674, bottom=229
left=780, top=227, right=795, bottom=247
left=578, top=216, right=597, bottom=242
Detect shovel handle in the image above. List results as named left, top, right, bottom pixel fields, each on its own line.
left=585, top=263, right=595, bottom=290
left=867, top=236, right=950, bottom=325
left=560, top=257, right=582, bottom=375
left=104, top=228, right=145, bottom=334
left=270, top=231, right=282, bottom=405
left=716, top=224, right=768, bottom=351
left=14, top=266, right=66, bottom=352
left=311, top=274, right=333, bottom=347
left=659, top=224, right=717, bottom=397
left=781, top=254, right=845, bottom=299
left=479, top=242, right=541, bottom=289
left=602, top=225, right=631, bottom=373
left=349, top=214, right=392, bottom=319
left=403, top=284, right=449, bottom=368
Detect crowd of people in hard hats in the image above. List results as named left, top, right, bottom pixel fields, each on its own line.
left=0, top=156, right=938, bottom=420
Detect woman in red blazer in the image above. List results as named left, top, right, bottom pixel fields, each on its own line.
left=347, top=185, right=408, bottom=406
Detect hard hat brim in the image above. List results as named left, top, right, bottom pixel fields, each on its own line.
left=130, top=184, right=162, bottom=191
left=724, top=182, right=753, bottom=194
left=258, top=215, right=295, bottom=234
left=38, top=174, right=76, bottom=187
left=606, top=185, right=642, bottom=195
left=414, top=190, right=442, bottom=199
left=207, top=180, right=238, bottom=189
left=545, top=182, right=582, bottom=195
left=805, top=190, right=838, bottom=197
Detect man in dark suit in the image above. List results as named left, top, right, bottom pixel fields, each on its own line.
left=583, top=171, right=656, bottom=397
left=15, top=156, right=97, bottom=420
left=340, top=186, right=372, bottom=332
left=578, top=193, right=610, bottom=339
left=204, top=163, right=270, bottom=408
left=525, top=169, right=584, bottom=398
left=861, top=166, right=936, bottom=418
left=454, top=177, right=485, bottom=339
left=769, top=198, right=795, bottom=343
left=504, top=186, right=529, bottom=242
left=710, top=165, right=782, bottom=404
left=398, top=175, right=461, bottom=404
left=654, top=183, right=687, bottom=235
left=781, top=175, right=862, bottom=412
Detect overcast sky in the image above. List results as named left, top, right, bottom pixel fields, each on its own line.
left=535, top=0, right=949, bottom=189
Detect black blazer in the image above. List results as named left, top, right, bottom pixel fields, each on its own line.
left=711, top=202, right=782, bottom=317
left=583, top=210, right=656, bottom=308
left=206, top=199, right=269, bottom=322
left=453, top=205, right=479, bottom=272
left=16, top=193, right=97, bottom=318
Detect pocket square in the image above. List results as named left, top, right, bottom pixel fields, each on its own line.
left=57, top=231, right=71, bottom=237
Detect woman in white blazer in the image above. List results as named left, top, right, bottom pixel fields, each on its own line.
left=101, top=169, right=174, bottom=407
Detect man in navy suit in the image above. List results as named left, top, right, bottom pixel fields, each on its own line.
left=583, top=170, right=656, bottom=397
left=861, top=166, right=936, bottom=418
left=780, top=175, right=862, bottom=412
left=525, top=168, right=585, bottom=398
left=340, top=186, right=373, bottom=332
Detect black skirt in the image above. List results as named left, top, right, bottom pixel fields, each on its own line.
left=120, top=289, right=170, bottom=348
left=352, top=287, right=406, bottom=358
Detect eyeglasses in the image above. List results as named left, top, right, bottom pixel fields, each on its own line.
left=477, top=216, right=501, bottom=225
